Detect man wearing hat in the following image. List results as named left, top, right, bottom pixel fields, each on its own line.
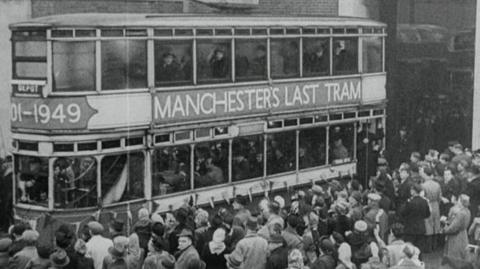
left=346, top=220, right=371, bottom=267
left=8, top=229, right=39, bottom=269
left=174, top=229, right=199, bottom=269
left=156, top=51, right=180, bottom=83
left=232, top=195, right=251, bottom=228
left=399, top=184, right=430, bottom=253
left=50, top=249, right=70, bottom=268
left=102, top=236, right=129, bottom=269
left=229, top=216, right=268, bottom=269
left=364, top=192, right=388, bottom=242
left=109, top=218, right=125, bottom=240
left=85, top=221, right=113, bottom=269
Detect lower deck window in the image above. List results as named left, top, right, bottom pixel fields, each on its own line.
left=267, top=131, right=296, bottom=175
left=152, top=146, right=191, bottom=196
left=232, top=135, right=264, bottom=181
left=194, top=141, right=229, bottom=188
left=53, top=157, right=97, bottom=208
left=101, top=152, right=144, bottom=205
left=329, top=123, right=355, bottom=164
left=299, top=127, right=327, bottom=169
left=15, top=155, right=49, bottom=206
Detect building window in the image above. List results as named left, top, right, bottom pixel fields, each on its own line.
left=151, top=146, right=191, bottom=196
left=299, top=127, right=327, bottom=169
left=53, top=156, right=97, bottom=208
left=101, top=152, right=144, bottom=204
left=101, top=40, right=147, bottom=90
left=267, top=132, right=295, bottom=175
left=154, top=41, right=193, bottom=86
left=232, top=135, right=264, bottom=181
left=333, top=38, right=358, bottom=75
left=235, top=39, right=267, bottom=81
left=303, top=38, right=330, bottom=77
left=14, top=155, right=49, bottom=206
left=270, top=39, right=300, bottom=78
left=197, top=40, right=231, bottom=83
left=53, top=42, right=95, bottom=92
left=363, top=37, right=383, bottom=73
left=194, top=141, right=229, bottom=188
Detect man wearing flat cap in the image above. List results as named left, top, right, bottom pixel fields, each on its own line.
left=174, top=229, right=199, bottom=269
left=85, top=221, right=113, bottom=269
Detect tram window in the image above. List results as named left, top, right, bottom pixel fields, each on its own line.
left=333, top=38, right=358, bottom=75
left=53, top=157, right=97, bottom=208
left=152, top=146, right=191, bottom=196
left=194, top=141, right=229, bottom=188
left=53, top=42, right=95, bottom=92
left=14, top=155, right=48, bottom=206
left=270, top=39, right=300, bottom=79
left=101, top=152, right=144, bottom=205
left=363, top=37, right=382, bottom=73
left=235, top=39, right=267, bottom=81
left=15, top=41, right=46, bottom=57
left=303, top=38, right=330, bottom=77
left=232, top=135, right=264, bottom=181
left=299, top=127, right=327, bottom=169
left=329, top=124, right=355, bottom=164
left=101, top=40, right=147, bottom=90
left=197, top=40, right=231, bottom=83
left=15, top=62, right=46, bottom=79
left=154, top=41, right=193, bottom=86
left=267, top=132, right=295, bottom=175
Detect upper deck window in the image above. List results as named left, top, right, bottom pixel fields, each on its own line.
left=303, top=37, right=330, bottom=77
left=235, top=39, right=267, bottom=81
left=197, top=40, right=231, bottom=84
left=53, top=41, right=95, bottom=92
left=362, top=36, right=383, bottom=73
left=333, top=37, right=358, bottom=75
left=154, top=40, right=193, bottom=86
left=13, top=31, right=47, bottom=79
left=270, top=39, right=300, bottom=79
left=101, top=40, right=147, bottom=90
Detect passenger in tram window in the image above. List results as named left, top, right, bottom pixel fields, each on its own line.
left=235, top=53, right=250, bottom=77
left=305, top=44, right=329, bottom=74
left=53, top=158, right=75, bottom=206
left=299, top=146, right=315, bottom=169
left=209, top=48, right=229, bottom=78
left=250, top=153, right=264, bottom=178
left=156, top=52, right=180, bottom=83
left=332, top=137, right=350, bottom=161
left=334, top=40, right=356, bottom=73
left=232, top=149, right=250, bottom=181
left=195, top=157, right=225, bottom=187
left=17, top=158, right=48, bottom=204
left=251, top=45, right=267, bottom=77
left=282, top=41, right=299, bottom=75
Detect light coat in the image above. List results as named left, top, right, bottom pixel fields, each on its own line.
left=422, top=179, right=442, bottom=235
left=443, top=205, right=471, bottom=259
left=85, top=235, right=113, bottom=269
left=229, top=231, right=268, bottom=269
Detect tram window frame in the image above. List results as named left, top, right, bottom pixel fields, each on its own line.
left=362, top=36, right=383, bottom=73
left=266, top=131, right=296, bottom=176
left=196, top=39, right=232, bottom=84
left=329, top=123, right=355, bottom=165
left=101, top=39, right=147, bottom=90
left=194, top=140, right=229, bottom=188
left=299, top=127, right=327, bottom=169
left=12, top=38, right=47, bottom=80
left=154, top=40, right=193, bottom=87
left=302, top=37, right=330, bottom=77
left=14, top=155, right=49, bottom=207
left=232, top=135, right=264, bottom=181
left=151, top=145, right=192, bottom=196
left=234, top=39, right=268, bottom=81
left=270, top=38, right=300, bottom=79
left=52, top=41, right=96, bottom=92
left=100, top=151, right=145, bottom=205
left=332, top=37, right=359, bottom=75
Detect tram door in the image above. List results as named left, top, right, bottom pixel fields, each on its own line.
left=356, top=118, right=384, bottom=187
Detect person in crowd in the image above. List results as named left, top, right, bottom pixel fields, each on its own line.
left=49, top=249, right=70, bottom=269
left=227, top=216, right=268, bottom=269
left=0, top=237, right=12, bottom=268
left=174, top=229, right=199, bottom=269
left=156, top=52, right=180, bottom=83
left=389, top=245, right=423, bottom=269
left=232, top=195, right=251, bottom=228
left=311, top=237, right=337, bottom=269
left=336, top=242, right=356, bottom=269
left=127, top=233, right=144, bottom=269
left=133, top=208, right=152, bottom=253
left=54, top=224, right=77, bottom=269
left=287, top=248, right=307, bottom=269
left=266, top=233, right=288, bottom=269
left=347, top=221, right=371, bottom=268
left=399, top=184, right=430, bottom=253
left=441, top=167, right=461, bottom=215
left=348, top=191, right=364, bottom=223
left=328, top=200, right=352, bottom=237
left=373, top=223, right=420, bottom=267
left=194, top=209, right=210, bottom=250
left=282, top=214, right=304, bottom=251
left=443, top=194, right=472, bottom=262
left=8, top=229, right=40, bottom=269
left=396, top=163, right=413, bottom=210
left=26, top=245, right=52, bottom=269
left=364, top=193, right=388, bottom=242
left=74, top=239, right=94, bottom=269
left=85, top=221, right=113, bottom=269
left=420, top=164, right=442, bottom=253
left=102, top=236, right=129, bottom=269
left=9, top=223, right=29, bottom=256
left=168, top=207, right=191, bottom=253
left=109, top=218, right=124, bottom=240
left=466, top=166, right=480, bottom=221
left=201, top=228, right=228, bottom=269
left=143, top=236, right=175, bottom=269
left=210, top=48, right=228, bottom=78
left=258, top=200, right=284, bottom=240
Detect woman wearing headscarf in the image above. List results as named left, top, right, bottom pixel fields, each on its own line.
left=201, top=228, right=228, bottom=269
left=336, top=243, right=356, bottom=269
left=127, top=233, right=144, bottom=269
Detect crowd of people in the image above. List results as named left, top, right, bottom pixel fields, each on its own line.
left=2, top=140, right=480, bottom=269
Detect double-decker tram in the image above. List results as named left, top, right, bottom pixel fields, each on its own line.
left=9, top=14, right=386, bottom=231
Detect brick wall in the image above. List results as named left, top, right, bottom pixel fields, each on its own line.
left=32, top=0, right=338, bottom=18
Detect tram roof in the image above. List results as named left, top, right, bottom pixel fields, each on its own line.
left=10, top=13, right=386, bottom=29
